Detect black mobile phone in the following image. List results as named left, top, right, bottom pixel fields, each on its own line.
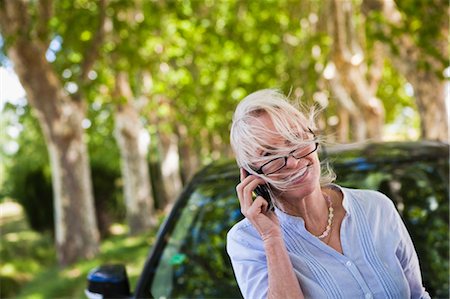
left=243, top=169, right=274, bottom=211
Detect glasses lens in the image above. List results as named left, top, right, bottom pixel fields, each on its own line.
left=292, top=143, right=317, bottom=159
left=261, top=157, right=286, bottom=175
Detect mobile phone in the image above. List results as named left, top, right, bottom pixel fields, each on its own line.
left=243, top=169, right=274, bottom=211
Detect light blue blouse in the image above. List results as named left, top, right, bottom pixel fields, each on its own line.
left=227, top=186, right=430, bottom=299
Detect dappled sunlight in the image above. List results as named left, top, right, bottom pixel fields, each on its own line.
left=6, top=225, right=157, bottom=298
left=4, top=231, right=41, bottom=242
left=63, top=267, right=82, bottom=279
left=1, top=263, right=19, bottom=277
left=0, top=201, right=23, bottom=224
left=109, top=223, right=127, bottom=236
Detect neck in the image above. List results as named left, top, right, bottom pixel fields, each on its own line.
left=277, top=187, right=328, bottom=223
left=275, top=186, right=338, bottom=238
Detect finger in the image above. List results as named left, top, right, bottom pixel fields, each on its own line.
left=241, top=178, right=268, bottom=205
left=245, top=196, right=268, bottom=218
left=240, top=168, right=246, bottom=181
left=237, top=177, right=268, bottom=214
left=256, top=195, right=274, bottom=215
left=255, top=196, right=269, bottom=212
left=240, top=173, right=266, bottom=186
left=236, top=182, right=251, bottom=212
left=236, top=179, right=256, bottom=212
left=236, top=174, right=265, bottom=198
left=237, top=181, right=268, bottom=215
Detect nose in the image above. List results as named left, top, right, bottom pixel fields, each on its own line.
left=285, top=154, right=302, bottom=170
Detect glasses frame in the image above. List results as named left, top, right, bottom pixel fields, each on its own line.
left=255, top=128, right=319, bottom=176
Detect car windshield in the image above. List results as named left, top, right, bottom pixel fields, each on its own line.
left=150, top=176, right=243, bottom=299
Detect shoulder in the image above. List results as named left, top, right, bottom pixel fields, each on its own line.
left=226, top=218, right=266, bottom=261
left=340, top=187, right=406, bottom=240
left=227, top=218, right=260, bottom=244
left=341, top=187, right=398, bottom=218
left=343, top=187, right=394, bottom=207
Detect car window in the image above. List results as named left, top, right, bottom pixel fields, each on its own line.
left=150, top=179, right=243, bottom=299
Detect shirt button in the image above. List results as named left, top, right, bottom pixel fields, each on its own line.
left=346, top=261, right=352, bottom=267
left=365, top=293, right=372, bottom=299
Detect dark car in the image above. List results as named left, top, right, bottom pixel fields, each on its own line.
left=86, top=141, right=449, bottom=299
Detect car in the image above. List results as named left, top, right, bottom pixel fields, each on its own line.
left=86, top=141, right=449, bottom=299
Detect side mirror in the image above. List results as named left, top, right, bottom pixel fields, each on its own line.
left=85, top=264, right=131, bottom=299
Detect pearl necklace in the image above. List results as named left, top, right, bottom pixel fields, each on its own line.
left=316, top=193, right=334, bottom=239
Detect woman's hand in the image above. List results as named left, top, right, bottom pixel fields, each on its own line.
left=236, top=169, right=281, bottom=241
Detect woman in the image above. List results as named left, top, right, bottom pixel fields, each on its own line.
left=227, top=89, right=429, bottom=299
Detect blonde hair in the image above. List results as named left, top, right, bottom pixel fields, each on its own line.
left=230, top=89, right=335, bottom=191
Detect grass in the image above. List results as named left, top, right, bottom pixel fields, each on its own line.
left=1, top=201, right=160, bottom=299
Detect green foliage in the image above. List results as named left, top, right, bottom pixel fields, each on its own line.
left=129, top=0, right=330, bottom=162
left=0, top=203, right=158, bottom=298
left=2, top=0, right=432, bottom=214
left=0, top=207, right=55, bottom=298
left=48, top=0, right=105, bottom=86
left=1, top=103, right=52, bottom=232
left=9, top=167, right=54, bottom=233
left=5, top=157, right=125, bottom=237
left=4, top=158, right=126, bottom=237
left=16, top=231, right=154, bottom=299
left=86, top=102, right=121, bottom=171
left=91, top=163, right=125, bottom=237
left=395, top=0, right=448, bottom=67
left=1, top=102, right=125, bottom=236
left=377, top=61, right=416, bottom=123
left=376, top=61, right=420, bottom=139
left=365, top=0, right=448, bottom=75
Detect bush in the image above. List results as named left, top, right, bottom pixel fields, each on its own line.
left=91, top=163, right=124, bottom=237
left=5, top=163, right=124, bottom=238
left=7, top=167, right=54, bottom=233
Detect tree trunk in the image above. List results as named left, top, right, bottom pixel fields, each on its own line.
left=326, top=66, right=366, bottom=141
left=46, top=105, right=100, bottom=265
left=408, top=75, right=447, bottom=141
left=147, top=93, right=184, bottom=210
left=363, top=0, right=449, bottom=141
left=158, top=131, right=183, bottom=207
left=1, top=29, right=99, bottom=265
left=337, top=108, right=350, bottom=143
left=328, top=0, right=385, bottom=141
left=113, top=72, right=155, bottom=234
left=176, top=124, right=201, bottom=185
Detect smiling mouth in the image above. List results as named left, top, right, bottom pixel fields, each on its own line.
left=293, top=164, right=312, bottom=183
left=298, top=165, right=310, bottom=176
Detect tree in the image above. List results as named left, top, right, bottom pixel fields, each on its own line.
left=325, top=0, right=385, bottom=141
left=363, top=0, right=449, bottom=141
left=146, top=0, right=330, bottom=172
left=93, top=0, right=171, bottom=217
left=0, top=0, right=101, bottom=265
left=113, top=71, right=156, bottom=233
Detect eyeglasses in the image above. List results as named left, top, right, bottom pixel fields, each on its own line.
left=255, top=129, right=319, bottom=176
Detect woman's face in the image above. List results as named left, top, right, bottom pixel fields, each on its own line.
left=250, top=113, right=321, bottom=200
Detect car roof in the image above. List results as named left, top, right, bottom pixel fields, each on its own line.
left=195, top=141, right=449, bottom=184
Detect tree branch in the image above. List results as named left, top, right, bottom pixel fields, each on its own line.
left=36, top=0, right=53, bottom=45
left=115, top=71, right=133, bottom=101
left=0, top=0, right=30, bottom=38
left=79, top=0, right=107, bottom=83
left=367, top=41, right=384, bottom=94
